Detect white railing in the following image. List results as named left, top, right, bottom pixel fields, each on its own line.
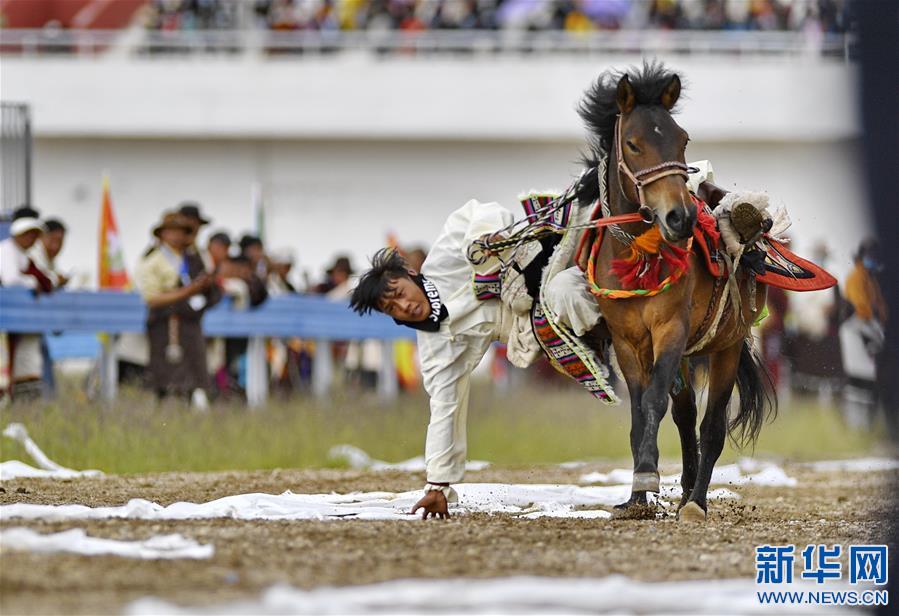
left=0, top=28, right=854, bottom=60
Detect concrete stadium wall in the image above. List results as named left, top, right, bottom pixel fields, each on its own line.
left=2, top=54, right=858, bottom=141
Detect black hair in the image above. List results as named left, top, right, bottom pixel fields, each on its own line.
left=349, top=248, right=410, bottom=316
left=209, top=231, right=231, bottom=246
left=12, top=205, right=40, bottom=220
left=44, top=218, right=66, bottom=233
left=239, top=234, right=262, bottom=251
left=855, top=237, right=879, bottom=262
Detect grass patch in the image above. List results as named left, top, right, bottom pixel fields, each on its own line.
left=0, top=382, right=888, bottom=474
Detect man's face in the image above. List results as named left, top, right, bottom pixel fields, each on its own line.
left=160, top=227, right=188, bottom=250
left=14, top=229, right=41, bottom=250
left=378, top=275, right=430, bottom=322
left=42, top=230, right=65, bottom=259
left=208, top=239, right=229, bottom=265
left=332, top=267, right=349, bottom=286
left=244, top=244, right=264, bottom=265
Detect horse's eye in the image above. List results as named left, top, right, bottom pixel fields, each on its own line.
left=626, top=140, right=640, bottom=154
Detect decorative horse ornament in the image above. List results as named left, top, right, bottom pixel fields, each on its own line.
left=575, top=63, right=776, bottom=521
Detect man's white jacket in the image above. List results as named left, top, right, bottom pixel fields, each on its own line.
left=417, top=199, right=515, bottom=484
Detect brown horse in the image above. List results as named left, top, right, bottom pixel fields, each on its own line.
left=575, top=63, right=776, bottom=521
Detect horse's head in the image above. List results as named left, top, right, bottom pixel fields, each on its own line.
left=615, top=73, right=695, bottom=242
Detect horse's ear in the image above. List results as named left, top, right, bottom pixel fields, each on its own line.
left=660, top=74, right=681, bottom=111
left=616, top=75, right=636, bottom=115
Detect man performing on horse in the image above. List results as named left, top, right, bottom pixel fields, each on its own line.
left=351, top=63, right=834, bottom=522
left=351, top=182, right=800, bottom=520
left=349, top=181, right=720, bottom=519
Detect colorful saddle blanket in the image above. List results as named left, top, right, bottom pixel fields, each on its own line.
left=471, top=191, right=620, bottom=404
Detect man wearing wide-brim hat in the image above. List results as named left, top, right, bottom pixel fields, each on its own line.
left=137, top=210, right=216, bottom=408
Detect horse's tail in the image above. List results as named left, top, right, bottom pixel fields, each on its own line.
left=728, top=338, right=777, bottom=447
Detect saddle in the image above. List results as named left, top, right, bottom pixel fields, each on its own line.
left=691, top=199, right=836, bottom=292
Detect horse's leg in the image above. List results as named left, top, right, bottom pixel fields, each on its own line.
left=680, top=341, right=742, bottom=522
left=670, top=360, right=698, bottom=510
left=618, top=377, right=647, bottom=508
left=631, top=320, right=688, bottom=496
left=611, top=340, right=650, bottom=509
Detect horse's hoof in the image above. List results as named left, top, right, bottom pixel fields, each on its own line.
left=614, top=491, right=648, bottom=510
left=632, top=472, right=660, bottom=493
left=678, top=501, right=706, bottom=522
left=612, top=494, right=657, bottom=520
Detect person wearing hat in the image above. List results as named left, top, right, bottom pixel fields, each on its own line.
left=178, top=201, right=218, bottom=276
left=177, top=201, right=210, bottom=227
left=313, top=255, right=354, bottom=295
left=137, top=211, right=216, bottom=408
left=1, top=212, right=54, bottom=401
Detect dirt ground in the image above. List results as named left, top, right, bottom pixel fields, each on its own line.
left=1, top=463, right=895, bottom=615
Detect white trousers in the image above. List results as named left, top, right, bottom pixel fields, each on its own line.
left=544, top=266, right=603, bottom=337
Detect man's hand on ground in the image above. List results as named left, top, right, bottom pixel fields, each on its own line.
left=411, top=490, right=450, bottom=520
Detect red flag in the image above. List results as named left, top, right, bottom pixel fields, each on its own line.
left=98, top=175, right=131, bottom=290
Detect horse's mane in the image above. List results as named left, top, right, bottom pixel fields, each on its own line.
left=577, top=60, right=685, bottom=159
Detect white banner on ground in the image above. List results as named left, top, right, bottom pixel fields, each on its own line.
left=1, top=423, right=103, bottom=480
left=0, top=482, right=740, bottom=523
left=126, top=575, right=852, bottom=615
left=579, top=458, right=798, bottom=488
left=0, top=527, right=213, bottom=559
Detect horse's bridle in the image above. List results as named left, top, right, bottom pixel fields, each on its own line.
left=615, top=114, right=694, bottom=224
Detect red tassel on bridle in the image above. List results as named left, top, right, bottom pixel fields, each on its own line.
left=609, top=226, right=691, bottom=291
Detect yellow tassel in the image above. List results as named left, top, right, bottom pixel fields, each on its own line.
left=622, top=226, right=664, bottom=264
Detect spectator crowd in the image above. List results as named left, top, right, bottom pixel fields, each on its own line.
left=0, top=201, right=426, bottom=409
left=144, top=0, right=849, bottom=35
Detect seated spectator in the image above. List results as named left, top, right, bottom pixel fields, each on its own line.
left=136, top=211, right=216, bottom=409
left=30, top=218, right=69, bottom=289
left=0, top=212, right=53, bottom=401
left=142, top=0, right=850, bottom=37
